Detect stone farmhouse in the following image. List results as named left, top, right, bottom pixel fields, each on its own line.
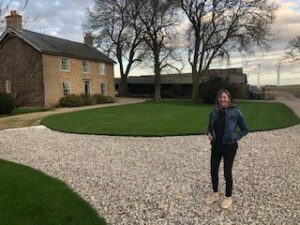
left=0, top=11, right=116, bottom=107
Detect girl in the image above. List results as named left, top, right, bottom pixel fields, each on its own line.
left=206, top=89, right=249, bottom=209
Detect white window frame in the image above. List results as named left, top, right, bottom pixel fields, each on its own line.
left=82, top=60, right=90, bottom=73
left=61, top=57, right=70, bottom=72
left=62, top=81, right=71, bottom=96
left=100, top=83, right=107, bottom=95
left=99, top=63, right=106, bottom=75
left=6, top=80, right=11, bottom=93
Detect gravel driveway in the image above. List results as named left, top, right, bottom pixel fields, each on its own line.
left=0, top=124, right=299, bottom=225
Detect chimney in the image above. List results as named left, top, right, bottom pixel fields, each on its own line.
left=5, top=10, right=22, bottom=30
left=84, top=32, right=94, bottom=46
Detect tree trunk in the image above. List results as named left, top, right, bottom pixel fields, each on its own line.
left=192, top=82, right=199, bottom=102
left=154, top=76, right=161, bottom=102
left=154, top=63, right=161, bottom=102
left=118, top=76, right=128, bottom=96
left=191, top=70, right=199, bottom=102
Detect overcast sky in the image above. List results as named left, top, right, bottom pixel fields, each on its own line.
left=7, top=0, right=300, bottom=86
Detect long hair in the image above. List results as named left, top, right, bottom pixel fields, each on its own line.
left=215, top=89, right=234, bottom=108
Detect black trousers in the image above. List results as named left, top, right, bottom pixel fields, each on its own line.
left=210, top=143, right=237, bottom=197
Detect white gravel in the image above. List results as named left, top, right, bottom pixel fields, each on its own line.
left=0, top=125, right=299, bottom=225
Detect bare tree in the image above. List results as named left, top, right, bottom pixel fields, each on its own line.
left=12, top=56, right=41, bottom=107
left=85, top=0, right=145, bottom=96
left=178, top=0, right=277, bottom=101
left=0, top=0, right=29, bottom=31
left=0, top=37, right=42, bottom=107
left=139, top=0, right=181, bottom=101
left=286, top=36, right=300, bottom=62
left=0, top=0, right=42, bottom=107
left=275, top=36, right=300, bottom=86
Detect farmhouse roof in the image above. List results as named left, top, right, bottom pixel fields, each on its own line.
left=0, top=28, right=116, bottom=64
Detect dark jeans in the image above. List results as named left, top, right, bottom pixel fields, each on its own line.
left=210, top=143, right=237, bottom=197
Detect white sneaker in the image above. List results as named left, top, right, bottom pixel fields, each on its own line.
left=220, top=197, right=232, bottom=209
left=205, top=192, right=219, bottom=204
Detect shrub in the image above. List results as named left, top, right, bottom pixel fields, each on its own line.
left=105, top=95, right=116, bottom=103
left=59, top=94, right=84, bottom=107
left=53, top=102, right=61, bottom=108
left=93, top=94, right=107, bottom=104
left=80, top=93, right=97, bottom=105
left=199, top=76, right=239, bottom=104
left=93, top=94, right=116, bottom=104
left=0, top=93, right=15, bottom=114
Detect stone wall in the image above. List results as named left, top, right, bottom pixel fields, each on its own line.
left=42, top=54, right=115, bottom=107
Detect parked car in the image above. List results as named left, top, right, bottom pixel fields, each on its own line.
left=247, top=85, right=265, bottom=100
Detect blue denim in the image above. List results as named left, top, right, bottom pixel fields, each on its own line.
left=207, top=105, right=249, bottom=144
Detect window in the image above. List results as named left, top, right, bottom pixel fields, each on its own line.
left=82, top=60, right=90, bottom=73
left=6, top=80, right=11, bottom=93
left=100, top=83, right=107, bottom=95
left=99, top=63, right=106, bottom=75
left=62, top=82, right=70, bottom=96
left=61, top=57, right=70, bottom=71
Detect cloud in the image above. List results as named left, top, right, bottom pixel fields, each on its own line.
left=271, top=0, right=300, bottom=44
left=22, top=0, right=93, bottom=42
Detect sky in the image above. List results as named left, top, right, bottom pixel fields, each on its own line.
left=6, top=0, right=300, bottom=86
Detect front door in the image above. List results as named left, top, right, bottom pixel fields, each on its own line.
left=84, top=80, right=91, bottom=95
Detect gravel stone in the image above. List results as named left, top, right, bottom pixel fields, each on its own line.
left=0, top=124, right=299, bottom=225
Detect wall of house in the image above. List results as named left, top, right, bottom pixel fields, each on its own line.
left=42, top=54, right=115, bottom=107
left=0, top=34, right=44, bottom=106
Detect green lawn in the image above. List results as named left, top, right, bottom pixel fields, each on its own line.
left=0, top=159, right=107, bottom=225
left=0, top=107, right=51, bottom=118
left=41, top=100, right=300, bottom=136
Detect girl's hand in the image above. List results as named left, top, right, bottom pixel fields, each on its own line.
left=208, top=133, right=213, bottom=141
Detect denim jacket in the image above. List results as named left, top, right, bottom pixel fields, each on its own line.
left=207, top=104, right=249, bottom=144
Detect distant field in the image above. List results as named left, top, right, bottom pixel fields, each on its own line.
left=265, top=85, right=300, bottom=98
left=265, top=84, right=300, bottom=93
